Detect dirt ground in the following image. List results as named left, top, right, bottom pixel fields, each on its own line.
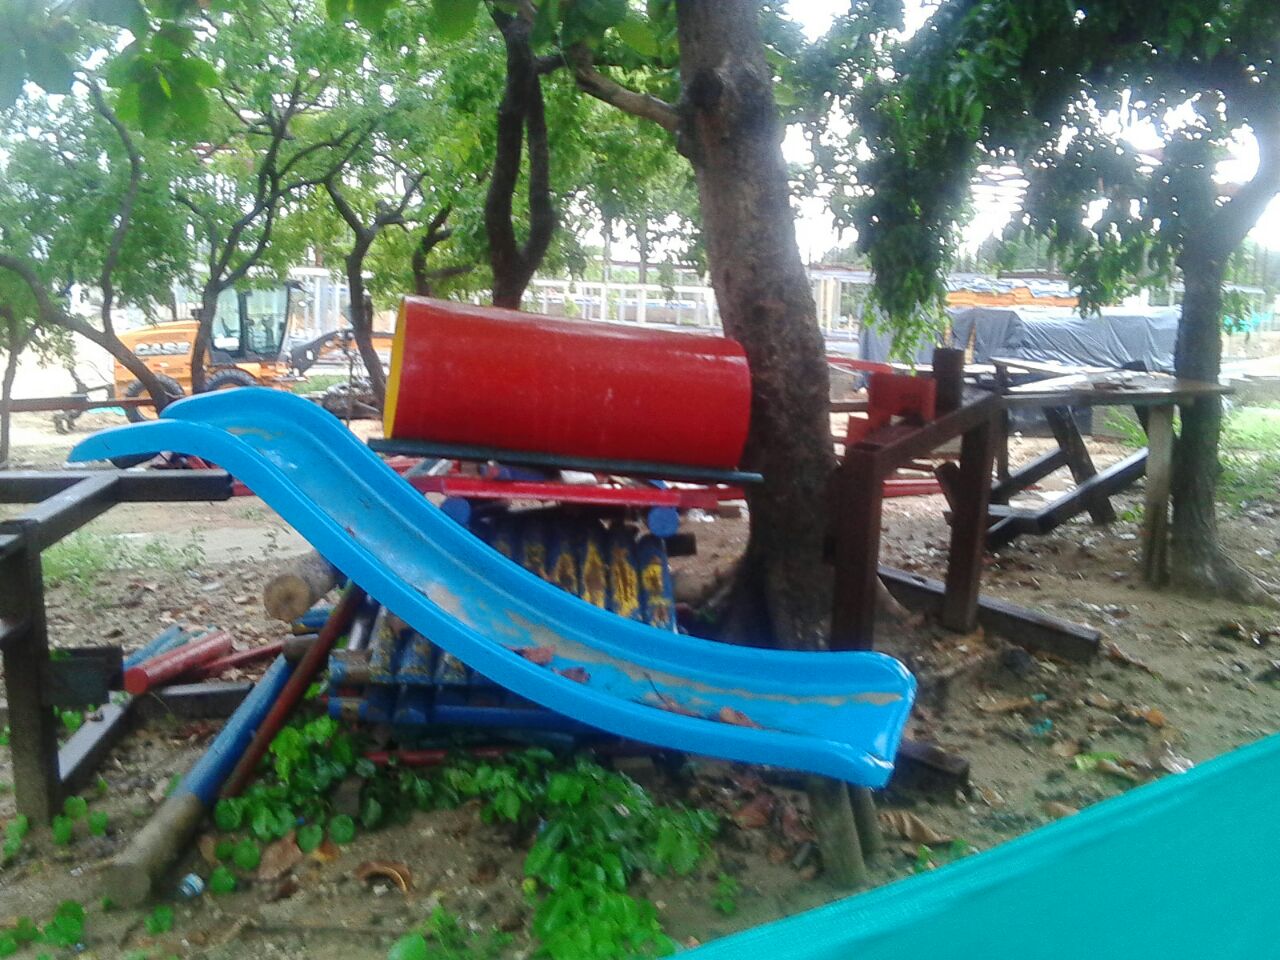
left=2, top=409, right=1280, bottom=957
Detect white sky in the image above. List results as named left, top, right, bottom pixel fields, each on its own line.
left=785, top=0, right=1280, bottom=259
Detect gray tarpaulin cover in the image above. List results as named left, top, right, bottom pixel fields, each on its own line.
left=860, top=306, right=1180, bottom=372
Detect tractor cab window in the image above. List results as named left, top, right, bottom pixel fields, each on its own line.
left=243, top=287, right=289, bottom=356
left=211, top=289, right=241, bottom=351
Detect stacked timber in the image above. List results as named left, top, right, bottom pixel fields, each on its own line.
left=323, top=513, right=677, bottom=731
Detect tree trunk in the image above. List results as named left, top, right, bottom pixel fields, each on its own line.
left=346, top=243, right=387, bottom=406
left=486, top=13, right=555, bottom=309
left=190, top=288, right=220, bottom=394
left=674, top=0, right=864, bottom=884
left=1, top=315, right=21, bottom=468
left=1170, top=250, right=1273, bottom=602
left=637, top=218, right=650, bottom=285
left=61, top=314, right=175, bottom=415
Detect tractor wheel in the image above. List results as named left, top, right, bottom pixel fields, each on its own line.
left=124, top=374, right=184, bottom=424
left=204, top=368, right=259, bottom=392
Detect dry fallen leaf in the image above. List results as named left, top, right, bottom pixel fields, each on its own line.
left=977, top=785, right=1006, bottom=808
left=258, top=837, right=304, bottom=882
left=766, top=845, right=790, bottom=865
left=197, top=834, right=220, bottom=866
left=1042, top=801, right=1079, bottom=819
left=310, top=838, right=341, bottom=863
left=1139, top=707, right=1168, bottom=728
left=1103, top=640, right=1158, bottom=675
left=652, top=693, right=701, bottom=717
left=718, top=707, right=764, bottom=729
left=1084, top=691, right=1118, bottom=711
left=355, top=860, right=414, bottom=893
left=556, top=667, right=590, bottom=684
left=515, top=646, right=555, bottom=666
left=779, top=801, right=816, bottom=845
left=732, top=793, right=776, bottom=830
left=1051, top=739, right=1082, bottom=759
left=1095, top=758, right=1143, bottom=782
left=879, top=809, right=951, bottom=845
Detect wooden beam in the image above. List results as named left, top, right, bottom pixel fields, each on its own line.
left=989, top=448, right=1069, bottom=504
left=0, top=470, right=233, bottom=504
left=59, top=702, right=135, bottom=793
left=878, top=565, right=1101, bottom=662
left=0, top=474, right=119, bottom=554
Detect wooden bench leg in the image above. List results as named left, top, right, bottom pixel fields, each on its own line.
left=1044, top=405, right=1117, bottom=524
left=942, top=413, right=997, bottom=631
left=1, top=543, right=61, bottom=823
left=831, top=448, right=884, bottom=651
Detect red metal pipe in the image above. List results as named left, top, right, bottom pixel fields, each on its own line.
left=182, top=639, right=287, bottom=682
left=220, top=584, right=366, bottom=798
left=383, top=298, right=752, bottom=470
left=123, top=631, right=233, bottom=695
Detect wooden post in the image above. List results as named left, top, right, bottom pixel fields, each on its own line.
left=1141, top=403, right=1175, bottom=584
left=941, top=411, right=997, bottom=632
left=830, top=447, right=884, bottom=651
left=932, top=347, right=965, bottom=413
left=1044, top=405, right=1117, bottom=524
left=994, top=362, right=1011, bottom=480
left=1, top=542, right=61, bottom=822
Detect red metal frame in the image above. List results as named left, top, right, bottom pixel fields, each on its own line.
left=405, top=475, right=739, bottom=510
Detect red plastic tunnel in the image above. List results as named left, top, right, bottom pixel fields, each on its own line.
left=383, top=298, right=752, bottom=470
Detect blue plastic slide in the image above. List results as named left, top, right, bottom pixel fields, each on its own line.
left=70, top=389, right=915, bottom=786
left=687, top=729, right=1280, bottom=959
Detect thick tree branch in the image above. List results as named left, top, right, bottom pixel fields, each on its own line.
left=1195, top=110, right=1280, bottom=262
left=85, top=78, right=142, bottom=334
left=568, top=45, right=679, bottom=133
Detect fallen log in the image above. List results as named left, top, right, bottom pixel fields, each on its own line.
left=123, top=631, right=233, bottom=695
left=263, top=550, right=341, bottom=622
left=182, top=639, right=286, bottom=682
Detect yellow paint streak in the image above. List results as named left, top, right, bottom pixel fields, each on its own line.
left=382, top=300, right=410, bottom=437
left=610, top=547, right=640, bottom=619
left=640, top=560, right=672, bottom=628
left=580, top=540, right=608, bottom=608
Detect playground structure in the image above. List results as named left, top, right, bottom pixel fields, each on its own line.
left=5, top=297, right=1185, bottom=932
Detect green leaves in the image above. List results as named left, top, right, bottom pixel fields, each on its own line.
left=232, top=838, right=261, bottom=872
left=41, top=901, right=85, bottom=948
left=106, top=33, right=216, bottom=137
left=214, top=798, right=244, bottom=832
left=209, top=865, right=237, bottom=894
left=386, top=933, right=429, bottom=960
left=329, top=813, right=357, bottom=844
left=429, top=0, right=481, bottom=41
left=63, top=795, right=88, bottom=821
left=51, top=815, right=74, bottom=846
left=88, top=810, right=110, bottom=837
left=297, top=823, right=324, bottom=853
left=144, top=904, right=174, bottom=936
left=84, top=0, right=150, bottom=31
left=614, top=17, right=660, bottom=58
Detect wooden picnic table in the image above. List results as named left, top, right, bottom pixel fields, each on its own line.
left=992, top=370, right=1231, bottom=583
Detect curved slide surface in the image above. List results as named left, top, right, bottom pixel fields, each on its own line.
left=70, top=390, right=915, bottom=786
